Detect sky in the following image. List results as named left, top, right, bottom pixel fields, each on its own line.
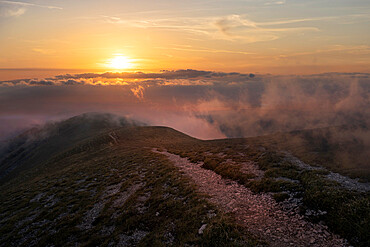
left=0, top=0, right=370, bottom=74
left=0, top=1, right=369, bottom=141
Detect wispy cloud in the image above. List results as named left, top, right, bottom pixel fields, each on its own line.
left=0, top=0, right=62, bottom=18
left=131, top=85, right=145, bottom=100
left=32, top=48, right=55, bottom=55
left=264, top=0, right=286, bottom=6
left=99, top=15, right=213, bottom=36
left=155, top=44, right=255, bottom=55
left=258, top=16, right=338, bottom=26
left=277, top=45, right=370, bottom=59
left=96, top=14, right=321, bottom=43
left=0, top=0, right=63, bottom=10
left=214, top=15, right=319, bottom=42
left=0, top=6, right=26, bottom=17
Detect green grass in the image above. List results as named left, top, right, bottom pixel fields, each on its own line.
left=201, top=156, right=256, bottom=185
left=162, top=136, right=370, bottom=247
left=272, top=193, right=290, bottom=202
left=249, top=126, right=370, bottom=181
left=0, top=127, right=261, bottom=247
left=299, top=170, right=370, bottom=247
left=1, top=117, right=369, bottom=247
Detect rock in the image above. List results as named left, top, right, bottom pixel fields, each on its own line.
left=310, top=238, right=315, bottom=244
left=198, top=224, right=207, bottom=235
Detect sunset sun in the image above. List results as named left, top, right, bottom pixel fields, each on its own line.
left=106, top=55, right=133, bottom=70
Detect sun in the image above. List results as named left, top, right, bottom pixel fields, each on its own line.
left=106, top=54, right=133, bottom=70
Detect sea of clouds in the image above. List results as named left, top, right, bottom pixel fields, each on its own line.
left=0, top=70, right=369, bottom=140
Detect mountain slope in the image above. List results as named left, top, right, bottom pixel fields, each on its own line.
left=0, top=112, right=144, bottom=183
left=246, top=124, right=370, bottom=181
left=0, top=114, right=369, bottom=246
left=0, top=120, right=258, bottom=247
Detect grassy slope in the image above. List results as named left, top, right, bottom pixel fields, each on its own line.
left=0, top=126, right=260, bottom=247
left=0, top=113, right=144, bottom=184
left=1, top=119, right=369, bottom=246
left=165, top=136, right=370, bottom=247
left=249, top=125, right=370, bottom=181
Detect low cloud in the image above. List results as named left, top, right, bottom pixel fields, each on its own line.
left=131, top=85, right=145, bottom=100
left=0, top=70, right=369, bottom=141
left=0, top=69, right=256, bottom=87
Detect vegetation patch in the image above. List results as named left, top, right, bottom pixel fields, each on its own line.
left=0, top=128, right=259, bottom=246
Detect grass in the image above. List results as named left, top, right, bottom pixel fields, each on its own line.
left=1, top=118, right=369, bottom=246
left=250, top=126, right=370, bottom=181
left=202, top=156, right=256, bottom=185
left=299, top=170, right=370, bottom=247
left=272, top=193, right=290, bottom=202
left=162, top=136, right=370, bottom=247
left=0, top=127, right=261, bottom=247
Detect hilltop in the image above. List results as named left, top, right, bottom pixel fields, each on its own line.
left=0, top=112, right=144, bottom=183
left=0, top=113, right=369, bottom=246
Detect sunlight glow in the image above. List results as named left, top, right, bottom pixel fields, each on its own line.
left=106, top=55, right=133, bottom=70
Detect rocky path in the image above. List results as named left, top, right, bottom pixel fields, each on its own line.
left=153, top=149, right=349, bottom=247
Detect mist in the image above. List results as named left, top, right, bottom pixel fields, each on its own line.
left=0, top=70, right=369, bottom=141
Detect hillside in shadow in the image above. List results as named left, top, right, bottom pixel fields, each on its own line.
left=0, top=113, right=369, bottom=246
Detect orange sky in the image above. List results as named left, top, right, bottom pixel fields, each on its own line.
left=0, top=0, right=369, bottom=74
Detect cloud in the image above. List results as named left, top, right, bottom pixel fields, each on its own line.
left=264, top=0, right=286, bottom=6
left=94, top=13, right=322, bottom=43
left=32, top=48, right=55, bottom=55
left=259, top=16, right=338, bottom=26
left=277, top=45, right=370, bottom=59
left=0, top=0, right=62, bottom=17
left=131, top=85, right=145, bottom=100
left=0, top=6, right=26, bottom=17
left=0, top=70, right=369, bottom=141
left=80, top=11, right=365, bottom=44
left=0, top=69, right=256, bottom=87
left=98, top=15, right=213, bottom=36
left=0, top=4, right=26, bottom=17
left=0, top=1, right=62, bottom=10
left=213, top=14, right=321, bottom=43
left=155, top=45, right=254, bottom=55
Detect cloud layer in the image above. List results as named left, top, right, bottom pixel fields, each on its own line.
left=0, top=70, right=369, bottom=140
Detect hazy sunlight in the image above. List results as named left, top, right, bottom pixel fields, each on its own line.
left=106, top=55, right=133, bottom=70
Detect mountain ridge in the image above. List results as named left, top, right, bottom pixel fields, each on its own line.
left=0, top=113, right=369, bottom=246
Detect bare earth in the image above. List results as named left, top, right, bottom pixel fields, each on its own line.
left=153, top=149, right=349, bottom=247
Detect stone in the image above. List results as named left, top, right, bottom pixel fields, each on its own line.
left=198, top=224, right=207, bottom=235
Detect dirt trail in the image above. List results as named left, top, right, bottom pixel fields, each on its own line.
left=153, top=149, right=349, bottom=247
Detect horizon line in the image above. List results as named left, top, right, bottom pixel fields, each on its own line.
left=0, top=68, right=369, bottom=76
